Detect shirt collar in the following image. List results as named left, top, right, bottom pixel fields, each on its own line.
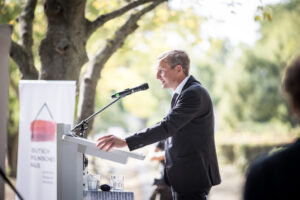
left=174, top=75, right=190, bottom=95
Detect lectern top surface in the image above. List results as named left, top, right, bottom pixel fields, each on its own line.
left=62, top=134, right=145, bottom=160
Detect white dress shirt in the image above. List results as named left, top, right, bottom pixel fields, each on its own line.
left=173, top=75, right=190, bottom=96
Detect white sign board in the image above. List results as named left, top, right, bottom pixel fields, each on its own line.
left=16, top=81, right=76, bottom=200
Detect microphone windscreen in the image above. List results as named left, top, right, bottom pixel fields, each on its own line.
left=100, top=184, right=111, bottom=191
left=141, top=83, right=149, bottom=90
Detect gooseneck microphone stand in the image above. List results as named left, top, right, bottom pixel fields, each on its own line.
left=70, top=95, right=126, bottom=178
left=71, top=97, right=122, bottom=137
left=71, top=83, right=148, bottom=137
left=0, top=167, right=24, bottom=200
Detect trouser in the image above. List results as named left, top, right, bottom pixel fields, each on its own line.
left=171, top=187, right=209, bottom=200
left=149, top=185, right=173, bottom=200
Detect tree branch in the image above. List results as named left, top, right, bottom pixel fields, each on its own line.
left=77, top=0, right=166, bottom=135
left=86, top=0, right=157, bottom=37
left=9, top=76, right=19, bottom=99
left=10, top=41, right=38, bottom=79
left=19, top=0, right=36, bottom=48
left=92, top=0, right=166, bottom=70
left=16, top=0, right=38, bottom=79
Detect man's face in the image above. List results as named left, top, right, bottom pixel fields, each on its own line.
left=156, top=60, right=179, bottom=90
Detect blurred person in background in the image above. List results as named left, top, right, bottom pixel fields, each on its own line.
left=149, top=141, right=172, bottom=200
left=96, top=50, right=221, bottom=200
left=243, top=55, right=300, bottom=200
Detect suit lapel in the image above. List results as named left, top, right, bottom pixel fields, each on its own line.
left=172, top=75, right=200, bottom=107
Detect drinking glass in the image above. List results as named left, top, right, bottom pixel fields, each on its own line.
left=87, top=174, right=100, bottom=191
left=110, top=175, right=124, bottom=191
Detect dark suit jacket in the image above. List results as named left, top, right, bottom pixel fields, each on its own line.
left=126, top=76, right=221, bottom=194
left=244, top=138, right=300, bottom=200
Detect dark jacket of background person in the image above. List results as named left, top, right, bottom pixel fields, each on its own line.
left=244, top=55, right=300, bottom=200
left=244, top=139, right=300, bottom=200
left=126, top=76, right=221, bottom=194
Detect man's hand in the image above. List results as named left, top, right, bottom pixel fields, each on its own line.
left=96, top=135, right=127, bottom=152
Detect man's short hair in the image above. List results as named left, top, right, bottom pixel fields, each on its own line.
left=284, top=55, right=300, bottom=107
left=158, top=50, right=190, bottom=76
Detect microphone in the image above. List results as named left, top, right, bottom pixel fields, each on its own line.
left=111, top=83, right=149, bottom=98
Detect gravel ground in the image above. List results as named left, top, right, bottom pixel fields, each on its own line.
left=209, top=164, right=245, bottom=200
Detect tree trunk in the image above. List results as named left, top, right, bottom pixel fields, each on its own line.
left=39, top=0, right=89, bottom=81
left=7, top=133, right=18, bottom=177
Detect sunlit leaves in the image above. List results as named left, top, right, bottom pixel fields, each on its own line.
left=0, top=1, right=23, bottom=24
left=254, top=5, right=272, bottom=22
left=254, top=15, right=261, bottom=21
left=86, top=0, right=127, bottom=20
left=263, top=11, right=272, bottom=21
left=258, top=0, right=300, bottom=63
left=221, top=0, right=300, bottom=130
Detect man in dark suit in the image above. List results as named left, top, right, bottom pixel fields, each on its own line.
left=97, top=50, right=221, bottom=200
left=243, top=55, right=300, bottom=200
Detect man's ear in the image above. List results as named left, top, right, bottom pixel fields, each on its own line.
left=176, top=65, right=183, bottom=73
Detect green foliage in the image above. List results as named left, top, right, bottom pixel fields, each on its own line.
left=238, top=53, right=283, bottom=122
left=6, top=0, right=299, bottom=136
left=88, top=3, right=205, bottom=133
left=8, top=60, right=20, bottom=137
left=0, top=0, right=23, bottom=24
left=216, top=0, right=300, bottom=130
left=254, top=5, right=272, bottom=22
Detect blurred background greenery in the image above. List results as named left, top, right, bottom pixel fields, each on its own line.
left=89, top=0, right=300, bottom=166
left=2, top=0, right=300, bottom=199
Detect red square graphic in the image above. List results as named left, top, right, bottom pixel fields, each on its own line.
left=30, top=119, right=56, bottom=142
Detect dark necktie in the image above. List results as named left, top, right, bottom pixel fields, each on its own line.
left=171, top=93, right=178, bottom=108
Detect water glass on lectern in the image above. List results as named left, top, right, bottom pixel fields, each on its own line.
left=87, top=174, right=100, bottom=191
left=110, top=175, right=124, bottom=191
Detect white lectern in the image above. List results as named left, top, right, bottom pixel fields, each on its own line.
left=56, top=124, right=144, bottom=200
